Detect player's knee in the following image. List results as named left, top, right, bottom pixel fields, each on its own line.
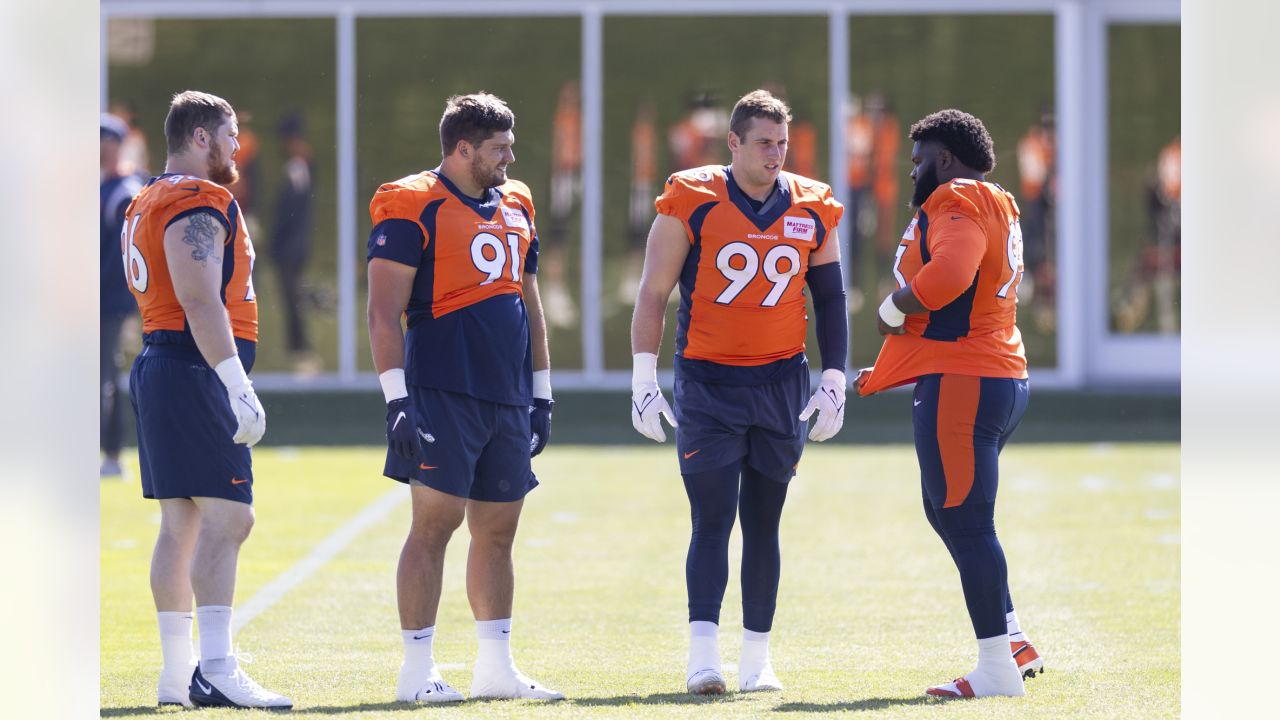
left=201, top=506, right=254, bottom=546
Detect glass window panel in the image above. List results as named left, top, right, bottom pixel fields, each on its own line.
left=847, top=14, right=1058, bottom=368
left=107, top=18, right=339, bottom=375
left=1107, top=24, right=1180, bottom=335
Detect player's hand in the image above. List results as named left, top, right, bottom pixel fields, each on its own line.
left=799, top=369, right=846, bottom=442
left=227, top=383, right=266, bottom=446
left=214, top=356, right=266, bottom=446
left=386, top=397, right=428, bottom=461
left=529, top=398, right=553, bottom=457
left=853, top=366, right=874, bottom=394
left=631, top=383, right=677, bottom=443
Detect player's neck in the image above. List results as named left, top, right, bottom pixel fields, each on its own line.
left=438, top=162, right=485, bottom=200
left=164, top=155, right=209, bottom=181
left=729, top=164, right=775, bottom=202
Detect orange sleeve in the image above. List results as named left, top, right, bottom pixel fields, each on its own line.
left=504, top=179, right=538, bottom=232
left=369, top=184, right=425, bottom=230
left=161, top=182, right=235, bottom=244
left=815, top=182, right=845, bottom=232
left=655, top=172, right=716, bottom=244
left=909, top=213, right=985, bottom=310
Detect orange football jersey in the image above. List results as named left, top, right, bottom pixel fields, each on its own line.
left=121, top=173, right=258, bottom=343
left=657, top=166, right=844, bottom=367
left=859, top=179, right=1027, bottom=395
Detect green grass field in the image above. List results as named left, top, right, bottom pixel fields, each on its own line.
left=101, top=444, right=1179, bottom=718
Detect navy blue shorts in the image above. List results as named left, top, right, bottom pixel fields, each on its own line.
left=130, top=343, right=254, bottom=504
left=672, top=366, right=810, bottom=479
left=383, top=386, right=537, bottom=502
left=913, top=374, right=1029, bottom=510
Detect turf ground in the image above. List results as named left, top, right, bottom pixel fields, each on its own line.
left=101, top=443, right=1179, bottom=718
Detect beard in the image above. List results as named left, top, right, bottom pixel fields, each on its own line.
left=208, top=138, right=240, bottom=186
left=910, top=162, right=940, bottom=208
left=470, top=155, right=506, bottom=190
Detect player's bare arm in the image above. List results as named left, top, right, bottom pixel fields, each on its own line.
left=630, top=213, right=690, bottom=354
left=522, top=273, right=551, bottom=372
left=164, top=213, right=236, bottom=368
left=366, top=257, right=416, bottom=374
left=809, top=225, right=842, bottom=268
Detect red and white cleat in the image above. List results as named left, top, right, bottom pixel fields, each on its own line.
left=1011, top=640, right=1045, bottom=679
left=926, top=676, right=976, bottom=698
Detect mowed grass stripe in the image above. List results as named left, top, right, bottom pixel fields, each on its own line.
left=102, top=444, right=1179, bottom=719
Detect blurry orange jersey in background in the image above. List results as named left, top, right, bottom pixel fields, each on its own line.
left=657, top=166, right=843, bottom=367
left=122, top=174, right=259, bottom=343
left=859, top=179, right=1027, bottom=395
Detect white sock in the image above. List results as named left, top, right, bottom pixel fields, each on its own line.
left=196, top=606, right=234, bottom=675
left=401, top=626, right=436, bottom=678
left=967, top=633, right=1023, bottom=696
left=740, top=629, right=770, bottom=675
left=157, top=611, right=195, bottom=678
left=688, top=621, right=720, bottom=677
left=474, top=618, right=515, bottom=674
left=1006, top=610, right=1027, bottom=642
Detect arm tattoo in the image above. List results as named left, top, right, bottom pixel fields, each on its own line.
left=182, top=212, right=222, bottom=266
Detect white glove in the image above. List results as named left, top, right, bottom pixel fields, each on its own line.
left=215, top=356, right=266, bottom=446
left=799, top=369, right=847, bottom=442
left=631, top=352, right=678, bottom=443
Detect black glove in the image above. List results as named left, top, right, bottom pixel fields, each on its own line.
left=529, top=398, right=553, bottom=457
left=386, top=397, right=427, bottom=461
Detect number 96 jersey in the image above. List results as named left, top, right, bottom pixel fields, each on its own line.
left=367, top=170, right=538, bottom=406
left=657, top=166, right=843, bottom=376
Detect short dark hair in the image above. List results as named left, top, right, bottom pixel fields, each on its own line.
left=439, top=93, right=515, bottom=157
left=909, top=109, right=996, bottom=173
left=729, top=89, right=792, bottom=139
left=164, top=90, right=235, bottom=155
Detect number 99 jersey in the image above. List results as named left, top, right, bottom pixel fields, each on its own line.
left=657, top=166, right=843, bottom=379
left=367, top=169, right=538, bottom=406
left=858, top=179, right=1028, bottom=396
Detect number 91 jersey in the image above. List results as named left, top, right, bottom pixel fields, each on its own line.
left=367, top=169, right=538, bottom=406
left=657, top=166, right=843, bottom=370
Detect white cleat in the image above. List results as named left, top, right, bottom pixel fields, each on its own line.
left=739, top=661, right=783, bottom=692
left=686, top=668, right=727, bottom=695
left=157, top=664, right=196, bottom=708
left=189, top=661, right=293, bottom=710
left=470, top=669, right=565, bottom=700
left=396, top=670, right=464, bottom=704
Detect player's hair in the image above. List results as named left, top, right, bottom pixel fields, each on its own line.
left=908, top=109, right=997, bottom=173
left=165, top=90, right=235, bottom=155
left=729, top=90, right=792, bottom=139
left=439, top=93, right=515, bottom=157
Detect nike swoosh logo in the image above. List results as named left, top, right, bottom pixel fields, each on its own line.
left=418, top=464, right=437, bottom=470
left=633, top=392, right=656, bottom=415
left=500, top=629, right=511, bottom=634
left=683, top=449, right=700, bottom=459
left=195, top=677, right=212, bottom=694
left=231, top=477, right=249, bottom=485
left=413, top=632, right=433, bottom=640
left=237, top=396, right=260, bottom=419
left=914, top=399, right=923, bottom=406
left=391, top=411, right=406, bottom=431
left=182, top=185, right=201, bottom=193
left=821, top=387, right=845, bottom=412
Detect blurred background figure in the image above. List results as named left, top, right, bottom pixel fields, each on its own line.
left=1115, top=135, right=1180, bottom=334
left=668, top=91, right=729, bottom=171
left=763, top=82, right=817, bottom=179
left=1017, top=106, right=1057, bottom=331
left=109, top=98, right=151, bottom=174
left=867, top=92, right=901, bottom=300
left=844, top=94, right=872, bottom=312
left=543, top=80, right=583, bottom=328
left=100, top=113, right=144, bottom=478
left=226, top=110, right=262, bottom=238
left=271, top=112, right=321, bottom=373
left=620, top=97, right=657, bottom=305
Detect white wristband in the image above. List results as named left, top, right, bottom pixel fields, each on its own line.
left=379, top=368, right=408, bottom=403
left=532, top=369, right=553, bottom=400
left=632, top=352, right=658, bottom=390
left=214, top=356, right=250, bottom=390
left=878, top=294, right=906, bottom=327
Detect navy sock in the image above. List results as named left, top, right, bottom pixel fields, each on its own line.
left=935, top=502, right=1009, bottom=639
left=683, top=462, right=742, bottom=625
left=739, top=465, right=790, bottom=633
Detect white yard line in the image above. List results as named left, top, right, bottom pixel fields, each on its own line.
left=233, top=487, right=408, bottom=633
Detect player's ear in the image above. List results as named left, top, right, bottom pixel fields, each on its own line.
left=938, top=148, right=954, bottom=171
left=456, top=139, right=471, bottom=159
left=727, top=131, right=740, bottom=153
